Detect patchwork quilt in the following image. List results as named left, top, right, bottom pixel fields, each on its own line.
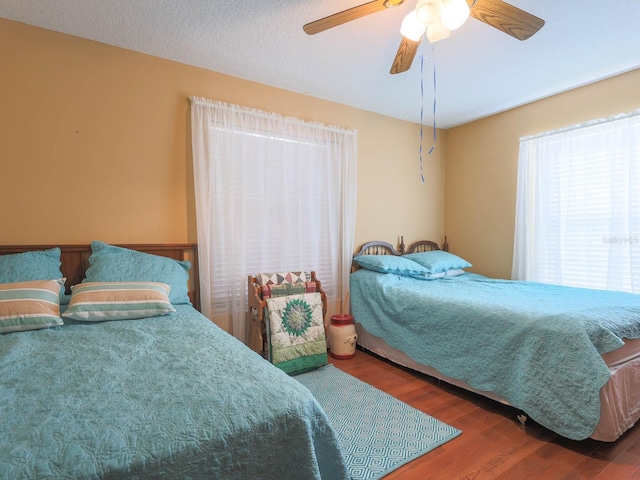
left=266, top=292, right=328, bottom=375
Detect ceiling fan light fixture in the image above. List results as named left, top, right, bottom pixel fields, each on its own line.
left=415, top=0, right=442, bottom=25
left=400, top=11, right=426, bottom=41
left=303, top=0, right=546, bottom=75
left=426, top=20, right=451, bottom=42
left=440, top=0, right=470, bottom=30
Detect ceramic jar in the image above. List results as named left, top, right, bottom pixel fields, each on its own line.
left=328, top=314, right=357, bottom=359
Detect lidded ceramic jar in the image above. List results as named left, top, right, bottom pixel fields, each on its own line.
left=328, top=314, right=357, bottom=359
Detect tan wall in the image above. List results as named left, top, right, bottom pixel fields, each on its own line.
left=0, top=18, right=445, bottom=250
left=10, top=17, right=635, bottom=287
left=445, top=68, right=640, bottom=279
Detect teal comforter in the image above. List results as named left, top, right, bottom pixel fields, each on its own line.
left=350, top=270, right=640, bottom=440
left=0, top=305, right=349, bottom=479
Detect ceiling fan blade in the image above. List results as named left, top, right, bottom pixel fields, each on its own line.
left=469, top=0, right=545, bottom=41
left=390, top=37, right=421, bottom=74
left=304, top=0, right=395, bottom=35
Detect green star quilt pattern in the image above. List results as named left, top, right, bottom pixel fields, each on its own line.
left=266, top=292, right=328, bottom=375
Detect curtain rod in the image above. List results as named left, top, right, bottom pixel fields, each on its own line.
left=189, top=96, right=356, bottom=136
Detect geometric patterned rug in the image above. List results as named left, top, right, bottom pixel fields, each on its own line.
left=295, top=364, right=461, bottom=480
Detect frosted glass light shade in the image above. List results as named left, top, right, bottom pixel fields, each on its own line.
left=400, top=11, right=426, bottom=41
left=440, top=0, right=470, bottom=30
left=415, top=0, right=442, bottom=25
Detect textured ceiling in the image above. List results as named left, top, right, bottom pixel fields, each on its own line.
left=2, top=0, right=640, bottom=128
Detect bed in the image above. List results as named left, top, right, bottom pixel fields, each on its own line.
left=0, top=242, right=349, bottom=479
left=350, top=238, right=640, bottom=442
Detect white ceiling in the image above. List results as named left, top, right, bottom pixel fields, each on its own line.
left=2, top=0, right=640, bottom=128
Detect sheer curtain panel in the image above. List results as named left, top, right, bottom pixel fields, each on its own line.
left=190, top=97, right=357, bottom=342
left=513, top=110, right=640, bottom=293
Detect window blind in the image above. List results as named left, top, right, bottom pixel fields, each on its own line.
left=513, top=110, right=640, bottom=293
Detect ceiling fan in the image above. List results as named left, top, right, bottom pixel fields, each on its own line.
left=303, top=0, right=545, bottom=74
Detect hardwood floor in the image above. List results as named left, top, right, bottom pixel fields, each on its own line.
left=329, top=348, right=640, bottom=480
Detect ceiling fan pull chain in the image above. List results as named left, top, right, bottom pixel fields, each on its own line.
left=419, top=48, right=425, bottom=183
left=428, top=44, right=437, bottom=157
left=419, top=44, right=437, bottom=184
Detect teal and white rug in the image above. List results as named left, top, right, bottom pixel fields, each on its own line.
left=295, top=364, right=461, bottom=480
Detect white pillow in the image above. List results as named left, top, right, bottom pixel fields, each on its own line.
left=445, top=268, right=466, bottom=277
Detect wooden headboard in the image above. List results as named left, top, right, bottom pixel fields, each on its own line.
left=0, top=244, right=200, bottom=311
left=353, top=240, right=405, bottom=257
left=353, top=236, right=447, bottom=258
left=352, top=237, right=447, bottom=272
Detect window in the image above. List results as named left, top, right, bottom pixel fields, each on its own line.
left=513, top=110, right=640, bottom=293
left=190, top=98, right=357, bottom=342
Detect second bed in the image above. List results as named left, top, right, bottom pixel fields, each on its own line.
left=350, top=239, right=640, bottom=442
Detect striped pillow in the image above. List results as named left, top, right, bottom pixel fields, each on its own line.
left=62, top=282, right=176, bottom=322
left=0, top=279, right=64, bottom=333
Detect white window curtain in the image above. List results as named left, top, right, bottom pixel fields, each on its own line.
left=190, top=97, right=357, bottom=342
left=513, top=110, right=640, bottom=293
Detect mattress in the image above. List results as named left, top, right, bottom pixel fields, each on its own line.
left=350, top=269, right=640, bottom=441
left=0, top=305, right=349, bottom=479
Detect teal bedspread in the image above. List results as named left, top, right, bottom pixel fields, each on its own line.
left=0, top=305, right=349, bottom=479
left=350, top=270, right=640, bottom=440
